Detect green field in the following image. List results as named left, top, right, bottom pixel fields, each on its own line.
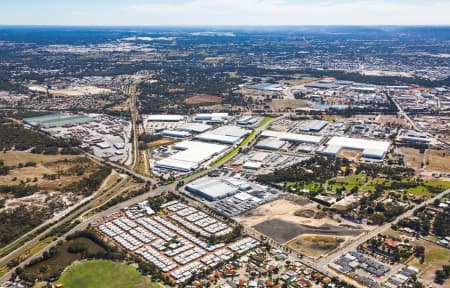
left=212, top=129, right=256, bottom=167
left=59, top=260, right=152, bottom=288
left=258, top=116, right=274, bottom=128
left=327, top=174, right=368, bottom=192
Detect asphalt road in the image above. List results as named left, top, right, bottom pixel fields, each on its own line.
left=388, top=91, right=422, bottom=132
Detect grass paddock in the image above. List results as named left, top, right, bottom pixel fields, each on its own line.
left=59, top=260, right=151, bottom=288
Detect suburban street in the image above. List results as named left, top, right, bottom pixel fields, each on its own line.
left=318, top=189, right=450, bottom=269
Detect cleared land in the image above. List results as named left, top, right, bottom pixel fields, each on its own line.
left=148, top=138, right=177, bottom=148
left=253, top=219, right=362, bottom=244
left=59, top=260, right=151, bottom=288
left=287, top=235, right=346, bottom=258
left=424, top=149, right=450, bottom=173
left=0, top=151, right=99, bottom=191
left=110, top=99, right=131, bottom=112
left=184, top=94, right=223, bottom=105
left=397, top=147, right=424, bottom=171
left=238, top=199, right=363, bottom=243
left=337, top=149, right=362, bottom=161
left=28, top=85, right=112, bottom=97
left=238, top=198, right=335, bottom=227
left=268, top=99, right=310, bottom=111
left=377, top=115, right=410, bottom=128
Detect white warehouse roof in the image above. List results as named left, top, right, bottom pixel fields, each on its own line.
left=186, top=177, right=238, bottom=201
left=195, top=125, right=250, bottom=145
left=147, top=114, right=184, bottom=122
left=156, top=158, right=199, bottom=171
left=162, top=130, right=191, bottom=138
left=260, top=130, right=324, bottom=144
left=255, top=137, right=286, bottom=150
left=177, top=123, right=211, bottom=133
left=194, top=113, right=229, bottom=122
left=155, top=141, right=228, bottom=172
left=323, top=136, right=391, bottom=159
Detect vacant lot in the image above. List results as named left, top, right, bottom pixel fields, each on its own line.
left=184, top=94, right=223, bottom=105
left=29, top=85, right=111, bottom=97
left=337, top=149, right=361, bottom=161
left=148, top=138, right=177, bottom=148
left=425, top=149, right=450, bottom=173
left=397, top=147, right=424, bottom=171
left=287, top=235, right=346, bottom=258
left=407, top=239, right=450, bottom=287
left=253, top=219, right=362, bottom=244
left=236, top=198, right=314, bottom=226
left=59, top=260, right=151, bottom=288
left=268, top=99, right=311, bottom=111
left=0, top=151, right=99, bottom=190
left=377, top=115, right=410, bottom=128
left=237, top=198, right=363, bottom=226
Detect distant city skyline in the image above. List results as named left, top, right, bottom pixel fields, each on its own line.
left=1, top=0, right=449, bottom=26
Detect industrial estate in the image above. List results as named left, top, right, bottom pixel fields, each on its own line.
left=0, top=24, right=449, bottom=288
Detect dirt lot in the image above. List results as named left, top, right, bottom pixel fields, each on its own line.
left=268, top=99, right=311, bottom=111
left=287, top=235, right=347, bottom=258
left=337, top=149, right=362, bottom=161
left=253, top=219, right=362, bottom=244
left=204, top=57, right=225, bottom=62
left=148, top=138, right=177, bottom=148
left=109, top=99, right=130, bottom=112
left=28, top=85, right=111, bottom=97
left=237, top=199, right=364, bottom=244
left=376, top=115, right=410, bottom=128
left=424, top=149, right=450, bottom=173
left=184, top=94, right=223, bottom=105
left=396, top=147, right=424, bottom=171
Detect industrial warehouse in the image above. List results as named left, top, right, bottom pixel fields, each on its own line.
left=24, top=113, right=95, bottom=128
left=154, top=141, right=228, bottom=172
left=322, top=136, right=391, bottom=159
left=146, top=114, right=185, bottom=122
left=194, top=112, right=230, bottom=123
left=23, top=113, right=132, bottom=164
left=259, top=130, right=324, bottom=145
left=195, top=125, right=250, bottom=145
left=185, top=175, right=285, bottom=215
left=151, top=121, right=250, bottom=173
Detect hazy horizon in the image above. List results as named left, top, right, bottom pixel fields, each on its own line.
left=1, top=1, right=449, bottom=26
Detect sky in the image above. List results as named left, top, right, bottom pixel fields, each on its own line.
left=1, top=0, right=449, bottom=26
